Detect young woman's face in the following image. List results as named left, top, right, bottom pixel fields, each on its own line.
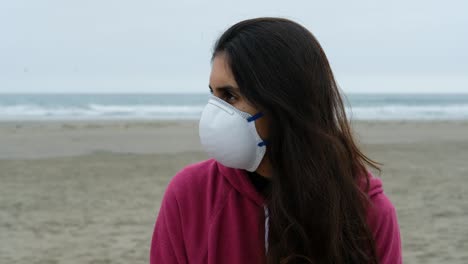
left=208, top=52, right=269, bottom=140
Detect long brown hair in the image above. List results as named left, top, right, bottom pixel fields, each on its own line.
left=213, top=17, right=381, bottom=263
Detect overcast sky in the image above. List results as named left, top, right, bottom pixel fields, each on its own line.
left=1, top=0, right=467, bottom=94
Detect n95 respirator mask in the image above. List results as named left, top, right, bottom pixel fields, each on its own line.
left=199, top=95, right=267, bottom=172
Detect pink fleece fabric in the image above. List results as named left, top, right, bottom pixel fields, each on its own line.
left=150, top=159, right=402, bottom=263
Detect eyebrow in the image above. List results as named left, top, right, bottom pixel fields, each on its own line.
left=208, top=84, right=240, bottom=92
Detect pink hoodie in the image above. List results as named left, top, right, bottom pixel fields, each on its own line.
left=150, top=159, right=402, bottom=263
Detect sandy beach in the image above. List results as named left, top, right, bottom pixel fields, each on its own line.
left=1, top=120, right=467, bottom=263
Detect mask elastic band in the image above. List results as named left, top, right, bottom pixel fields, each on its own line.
left=247, top=112, right=264, bottom=122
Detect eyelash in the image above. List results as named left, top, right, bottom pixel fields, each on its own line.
left=209, top=89, right=237, bottom=103
left=223, top=91, right=236, bottom=102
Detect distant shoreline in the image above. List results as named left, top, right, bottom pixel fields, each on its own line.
left=1, top=93, right=468, bottom=120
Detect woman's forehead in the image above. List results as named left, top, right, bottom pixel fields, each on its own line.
left=209, top=54, right=238, bottom=89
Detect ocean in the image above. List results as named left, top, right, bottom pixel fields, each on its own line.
left=1, top=93, right=468, bottom=121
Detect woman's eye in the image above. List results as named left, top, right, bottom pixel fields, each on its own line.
left=208, top=87, right=237, bottom=104
left=223, top=92, right=237, bottom=103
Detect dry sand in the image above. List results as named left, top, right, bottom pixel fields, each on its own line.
left=0, top=120, right=467, bottom=263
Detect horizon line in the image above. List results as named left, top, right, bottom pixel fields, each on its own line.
left=1, top=91, right=468, bottom=95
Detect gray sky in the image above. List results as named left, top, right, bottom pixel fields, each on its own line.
left=1, top=0, right=467, bottom=93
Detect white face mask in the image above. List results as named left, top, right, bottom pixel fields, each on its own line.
left=199, top=95, right=267, bottom=172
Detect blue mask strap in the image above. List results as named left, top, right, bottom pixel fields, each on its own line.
left=247, top=112, right=267, bottom=147
left=247, top=112, right=264, bottom=122
left=257, top=140, right=269, bottom=147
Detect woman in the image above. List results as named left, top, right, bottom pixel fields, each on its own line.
left=150, top=17, right=402, bottom=264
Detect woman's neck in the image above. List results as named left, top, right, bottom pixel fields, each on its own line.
left=255, top=155, right=272, bottom=178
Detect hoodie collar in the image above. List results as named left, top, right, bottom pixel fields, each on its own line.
left=358, top=170, right=384, bottom=198
left=215, top=160, right=266, bottom=207
left=215, top=159, right=384, bottom=204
